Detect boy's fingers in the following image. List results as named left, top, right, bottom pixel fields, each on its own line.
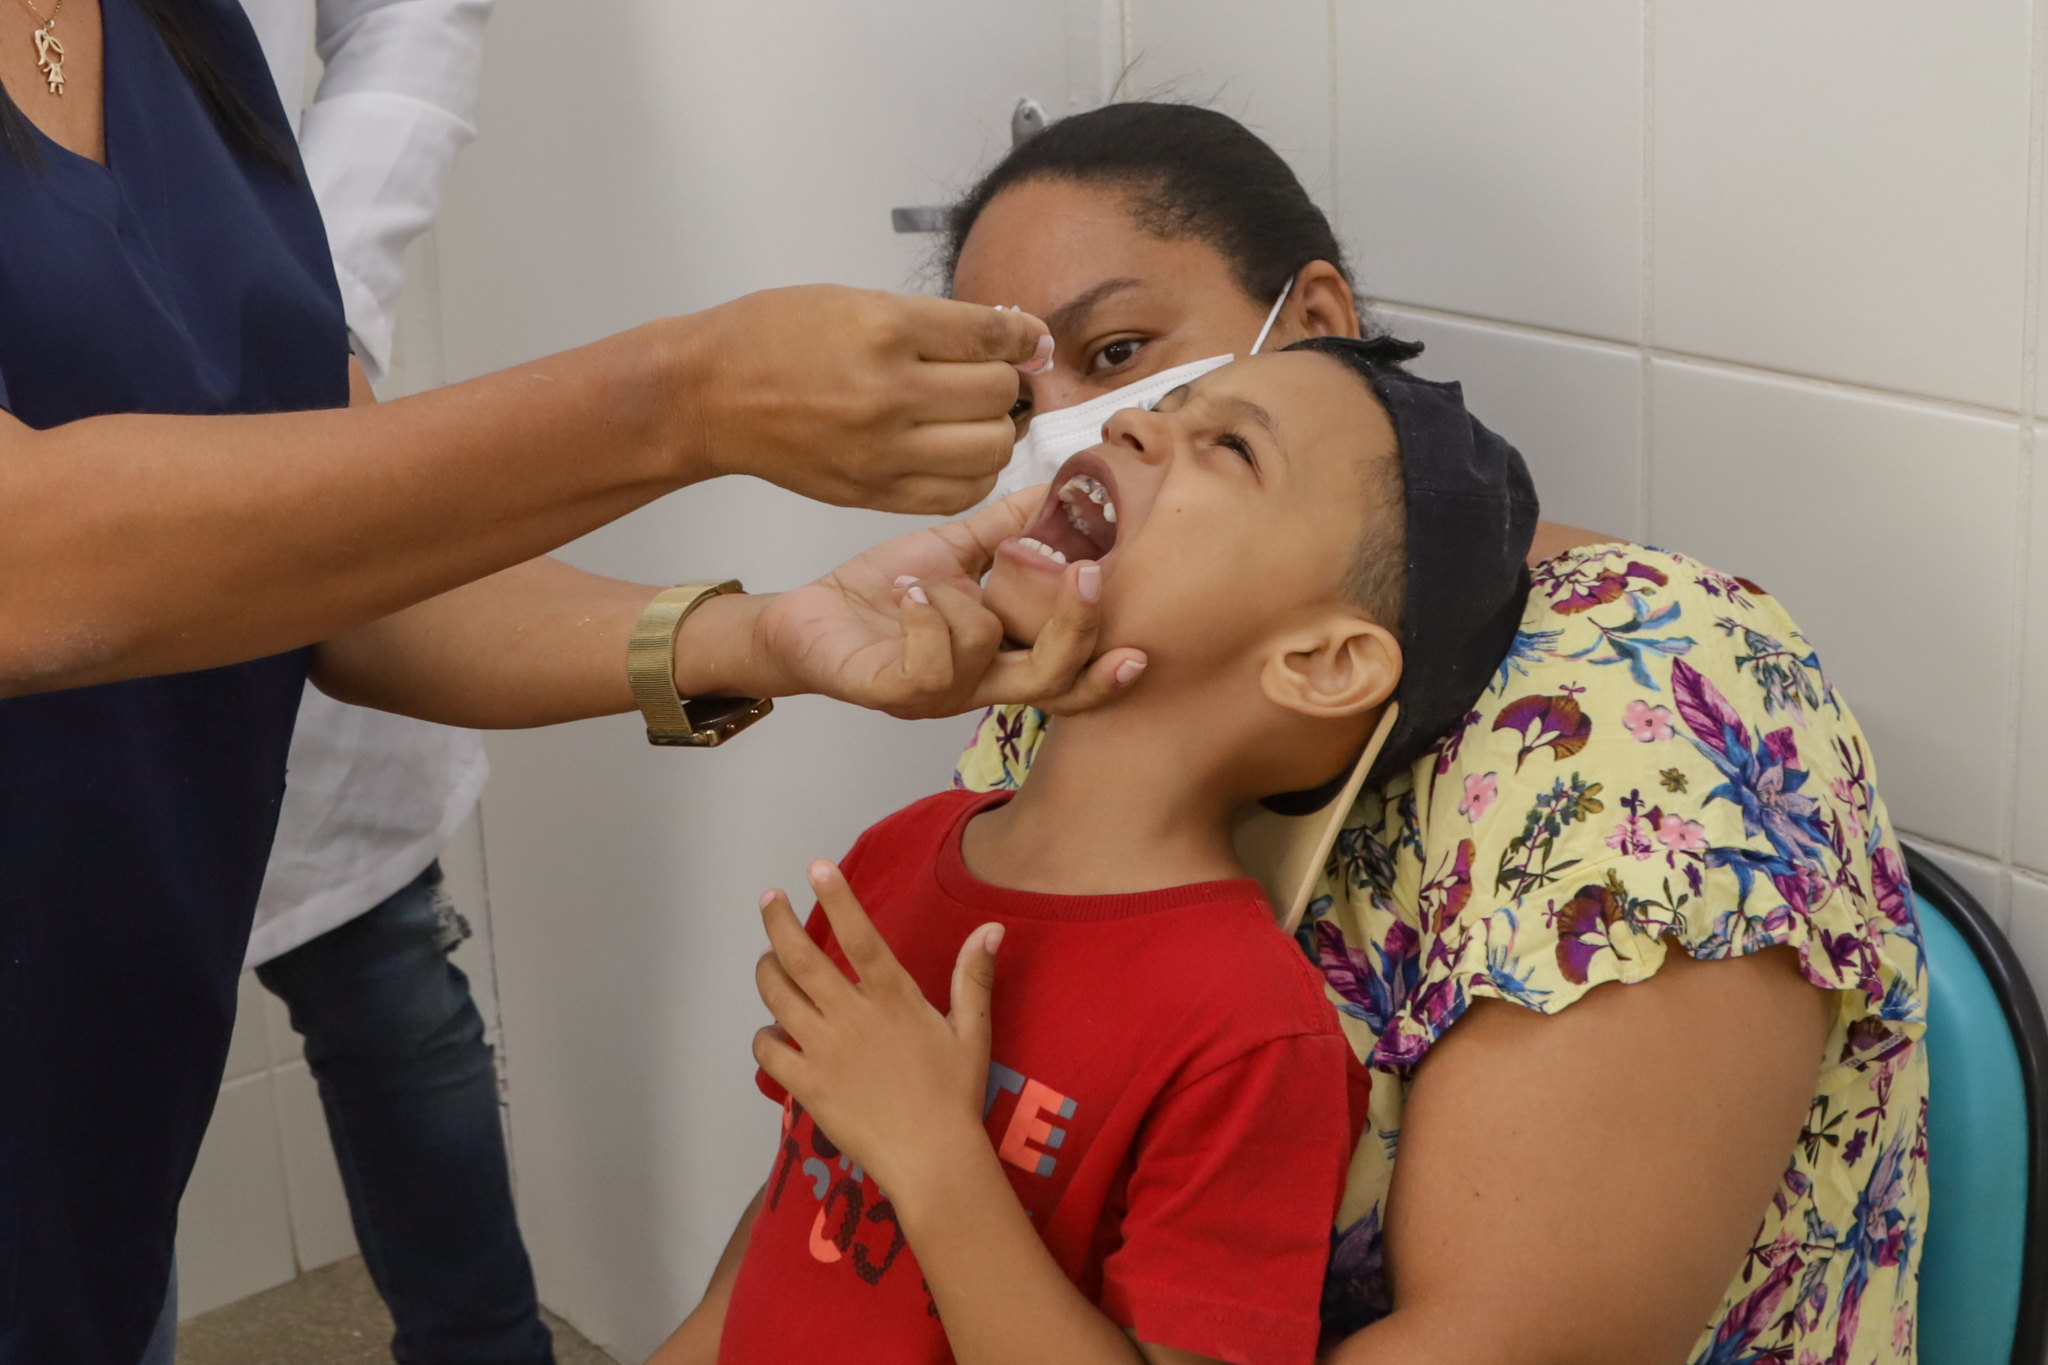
left=946, top=923, right=1003, bottom=1055
left=751, top=1024, right=805, bottom=1091
left=807, top=861, right=901, bottom=987
left=760, top=888, right=852, bottom=1007
left=755, top=950, right=822, bottom=1036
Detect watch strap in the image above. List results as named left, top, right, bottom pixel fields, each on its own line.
left=627, top=581, right=774, bottom=747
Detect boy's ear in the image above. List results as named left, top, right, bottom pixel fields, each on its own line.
left=1260, top=614, right=1401, bottom=720
left=1293, top=260, right=1364, bottom=342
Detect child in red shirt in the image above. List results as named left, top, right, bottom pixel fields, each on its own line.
left=652, top=338, right=1535, bottom=1365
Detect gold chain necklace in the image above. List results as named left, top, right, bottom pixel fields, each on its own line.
left=14, top=0, right=65, bottom=95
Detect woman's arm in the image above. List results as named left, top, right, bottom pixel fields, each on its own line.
left=646, top=1184, right=763, bottom=1365
left=1325, top=947, right=1833, bottom=1365
left=750, top=866, right=1220, bottom=1365
left=313, top=488, right=1147, bottom=727
left=0, top=287, right=1042, bottom=695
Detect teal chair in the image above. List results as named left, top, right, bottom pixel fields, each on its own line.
left=1909, top=848, right=2048, bottom=1365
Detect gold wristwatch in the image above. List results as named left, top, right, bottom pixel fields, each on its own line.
left=626, top=580, right=773, bottom=747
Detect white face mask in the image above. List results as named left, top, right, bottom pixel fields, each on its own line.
left=989, top=278, right=1295, bottom=503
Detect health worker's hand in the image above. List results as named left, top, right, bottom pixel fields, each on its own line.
left=674, top=286, right=1054, bottom=515
left=746, top=488, right=1147, bottom=719
left=752, top=861, right=1001, bottom=1203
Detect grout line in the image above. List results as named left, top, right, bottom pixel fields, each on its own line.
left=1119, top=0, right=1132, bottom=76
left=1371, top=298, right=2036, bottom=425
left=1637, top=0, right=1657, bottom=543
left=1901, top=830, right=2014, bottom=922
left=1998, top=0, right=2048, bottom=876
left=1902, top=829, right=2015, bottom=876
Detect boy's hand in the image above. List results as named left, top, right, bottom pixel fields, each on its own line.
left=751, top=861, right=1003, bottom=1202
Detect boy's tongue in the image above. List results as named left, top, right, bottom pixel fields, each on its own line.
left=1014, top=453, right=1120, bottom=566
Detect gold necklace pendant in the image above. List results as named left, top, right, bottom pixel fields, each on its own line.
left=32, top=23, right=63, bottom=95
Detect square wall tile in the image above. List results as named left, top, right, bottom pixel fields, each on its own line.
left=1379, top=308, right=1642, bottom=538
left=1336, top=0, right=1642, bottom=341
left=1901, top=837, right=2009, bottom=931
left=2006, top=876, right=2048, bottom=1024
left=1654, top=0, right=2030, bottom=410
left=2014, top=434, right=2048, bottom=871
left=222, top=971, right=269, bottom=1082
left=1126, top=0, right=1334, bottom=199
left=175, top=1076, right=296, bottom=1318
left=273, top=1062, right=359, bottom=1271
left=1649, top=360, right=2021, bottom=854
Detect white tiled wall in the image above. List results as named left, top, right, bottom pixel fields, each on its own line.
left=1115, top=0, right=2048, bottom=1010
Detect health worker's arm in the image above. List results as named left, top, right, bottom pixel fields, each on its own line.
left=0, top=288, right=1046, bottom=697
left=750, top=864, right=1225, bottom=1365
left=1321, top=947, right=1832, bottom=1365
left=646, top=1184, right=762, bottom=1365
left=312, top=361, right=1145, bottom=728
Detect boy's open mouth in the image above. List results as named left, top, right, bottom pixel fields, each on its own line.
left=1011, top=451, right=1120, bottom=568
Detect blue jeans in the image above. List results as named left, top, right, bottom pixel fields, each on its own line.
left=256, top=864, right=553, bottom=1365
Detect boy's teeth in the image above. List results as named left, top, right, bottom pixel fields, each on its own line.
left=1016, top=536, right=1068, bottom=565
left=1057, top=473, right=1117, bottom=531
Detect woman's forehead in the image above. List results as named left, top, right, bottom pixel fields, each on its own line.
left=953, top=180, right=1244, bottom=309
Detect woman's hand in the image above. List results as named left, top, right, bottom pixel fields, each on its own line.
left=694, top=488, right=1146, bottom=719
left=672, top=287, right=1052, bottom=515
left=750, top=861, right=1000, bottom=1204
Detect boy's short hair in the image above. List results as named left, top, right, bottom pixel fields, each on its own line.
left=1280, top=334, right=1540, bottom=786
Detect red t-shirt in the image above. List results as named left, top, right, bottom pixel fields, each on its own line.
left=718, top=790, right=1363, bottom=1365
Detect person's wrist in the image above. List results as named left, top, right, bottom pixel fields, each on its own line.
left=647, top=312, right=721, bottom=486
left=670, top=590, right=794, bottom=701
left=878, top=1116, right=1005, bottom=1240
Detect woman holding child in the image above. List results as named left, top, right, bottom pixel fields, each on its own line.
left=678, top=105, right=1924, bottom=1365
left=958, top=104, right=1927, bottom=1365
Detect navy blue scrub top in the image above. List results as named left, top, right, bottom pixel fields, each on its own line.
left=0, top=2, right=348, bottom=1359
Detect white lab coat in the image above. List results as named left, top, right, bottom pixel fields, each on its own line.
left=240, top=0, right=494, bottom=970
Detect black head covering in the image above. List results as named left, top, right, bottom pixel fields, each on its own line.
left=1261, top=337, right=1539, bottom=813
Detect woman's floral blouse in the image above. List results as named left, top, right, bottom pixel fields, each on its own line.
left=957, top=544, right=1928, bottom=1365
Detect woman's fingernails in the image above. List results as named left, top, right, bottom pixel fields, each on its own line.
left=1076, top=562, right=1100, bottom=604
left=1014, top=333, right=1056, bottom=375
left=1113, top=657, right=1147, bottom=687
left=984, top=923, right=1005, bottom=956
left=893, top=575, right=918, bottom=589
left=761, top=890, right=778, bottom=910
left=907, top=584, right=930, bottom=605
left=809, top=860, right=833, bottom=886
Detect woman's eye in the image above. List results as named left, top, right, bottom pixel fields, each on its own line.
left=1009, top=393, right=1033, bottom=422
left=1091, top=338, right=1144, bottom=372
